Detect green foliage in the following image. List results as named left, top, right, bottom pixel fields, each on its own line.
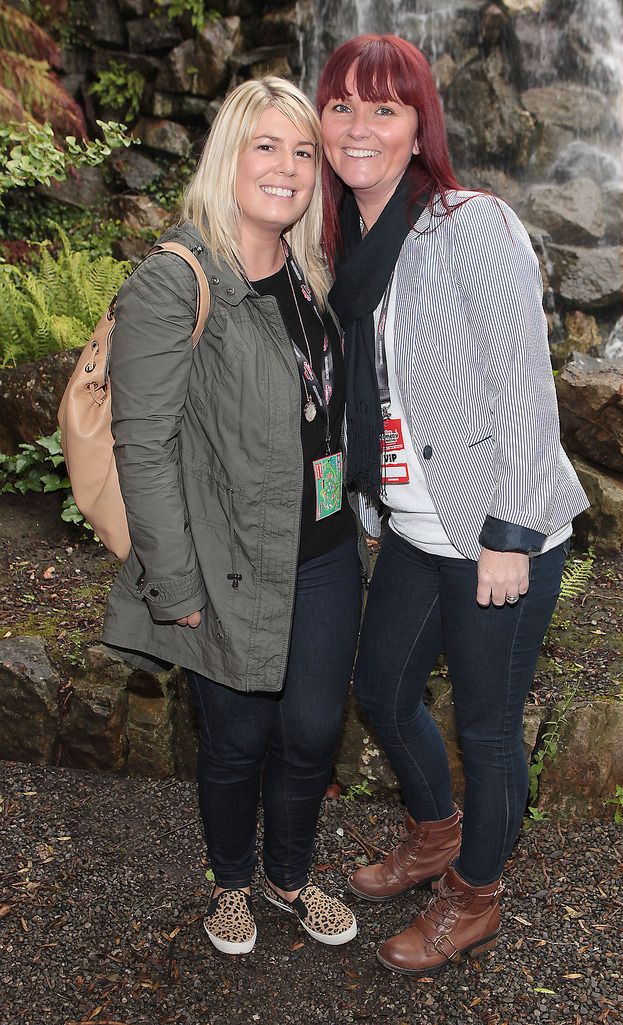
left=0, top=2, right=61, bottom=66
left=342, top=779, right=373, bottom=801
left=143, top=151, right=195, bottom=213
left=90, top=62, right=145, bottom=123
left=154, top=0, right=220, bottom=32
left=0, top=190, right=140, bottom=263
left=0, top=1, right=87, bottom=136
left=0, top=120, right=134, bottom=201
left=559, top=547, right=595, bottom=602
left=0, top=50, right=86, bottom=137
left=605, top=784, right=623, bottom=826
left=19, top=0, right=90, bottom=49
left=526, top=687, right=577, bottom=821
left=0, top=229, right=129, bottom=366
left=0, top=427, right=89, bottom=531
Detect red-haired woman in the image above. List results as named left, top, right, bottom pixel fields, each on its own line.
left=318, top=35, right=588, bottom=976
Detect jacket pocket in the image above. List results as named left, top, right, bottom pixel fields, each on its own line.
left=466, top=424, right=493, bottom=448
left=226, top=487, right=243, bottom=591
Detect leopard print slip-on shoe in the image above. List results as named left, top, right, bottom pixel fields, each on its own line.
left=203, top=888, right=257, bottom=955
left=263, top=881, right=357, bottom=946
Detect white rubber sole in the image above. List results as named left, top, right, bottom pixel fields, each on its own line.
left=203, top=918, right=257, bottom=955
left=263, top=888, right=358, bottom=946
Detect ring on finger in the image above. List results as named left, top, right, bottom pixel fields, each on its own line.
left=506, top=594, right=520, bottom=604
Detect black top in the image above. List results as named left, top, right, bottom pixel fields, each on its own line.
left=251, top=263, right=355, bottom=564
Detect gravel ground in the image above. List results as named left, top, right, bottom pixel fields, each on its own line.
left=1, top=761, right=621, bottom=1025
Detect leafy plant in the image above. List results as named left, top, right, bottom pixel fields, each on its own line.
left=605, top=784, right=623, bottom=825
left=0, top=2, right=61, bottom=66
left=1, top=190, right=137, bottom=263
left=90, top=62, right=145, bottom=123
left=558, top=547, right=595, bottom=602
left=342, top=779, right=373, bottom=801
left=0, top=428, right=89, bottom=531
left=154, top=0, right=220, bottom=32
left=0, top=229, right=129, bottom=366
left=1, top=50, right=85, bottom=138
left=0, top=2, right=88, bottom=138
left=526, top=687, right=577, bottom=820
left=0, top=120, right=134, bottom=201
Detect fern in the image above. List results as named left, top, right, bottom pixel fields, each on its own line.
left=559, top=548, right=595, bottom=602
left=0, top=81, right=28, bottom=122
left=0, top=51, right=86, bottom=137
left=0, top=2, right=61, bottom=67
left=0, top=236, right=129, bottom=367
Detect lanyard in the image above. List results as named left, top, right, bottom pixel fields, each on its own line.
left=282, top=239, right=335, bottom=421
left=245, top=240, right=335, bottom=454
left=375, top=269, right=395, bottom=416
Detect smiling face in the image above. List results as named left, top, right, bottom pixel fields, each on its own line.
left=321, top=66, right=419, bottom=217
left=235, top=106, right=317, bottom=242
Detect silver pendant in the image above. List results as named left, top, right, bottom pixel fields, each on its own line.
left=304, top=399, right=317, bottom=422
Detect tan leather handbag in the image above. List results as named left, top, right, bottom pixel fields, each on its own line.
left=57, top=242, right=210, bottom=561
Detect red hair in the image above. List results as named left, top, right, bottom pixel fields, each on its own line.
left=317, top=35, right=462, bottom=270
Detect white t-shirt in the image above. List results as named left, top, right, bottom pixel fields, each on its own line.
left=374, top=276, right=571, bottom=559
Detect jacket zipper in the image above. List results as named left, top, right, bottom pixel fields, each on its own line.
left=226, top=487, right=242, bottom=590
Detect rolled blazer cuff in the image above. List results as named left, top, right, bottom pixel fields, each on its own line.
left=479, top=515, right=546, bottom=554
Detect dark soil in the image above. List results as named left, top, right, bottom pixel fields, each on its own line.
left=0, top=492, right=116, bottom=672
left=0, top=761, right=622, bottom=1025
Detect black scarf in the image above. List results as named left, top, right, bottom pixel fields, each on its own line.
left=329, top=175, right=428, bottom=504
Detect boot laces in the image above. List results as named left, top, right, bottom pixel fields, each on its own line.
left=386, top=828, right=423, bottom=874
left=422, top=885, right=464, bottom=930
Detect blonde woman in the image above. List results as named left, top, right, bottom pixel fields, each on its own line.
left=103, top=78, right=360, bottom=954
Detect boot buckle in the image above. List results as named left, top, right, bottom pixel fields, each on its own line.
left=433, top=934, right=460, bottom=961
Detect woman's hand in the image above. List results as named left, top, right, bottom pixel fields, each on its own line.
left=176, top=611, right=202, bottom=627
left=476, top=549, right=529, bottom=607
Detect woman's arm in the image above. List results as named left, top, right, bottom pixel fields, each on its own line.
left=452, top=195, right=560, bottom=555
left=110, top=252, right=208, bottom=623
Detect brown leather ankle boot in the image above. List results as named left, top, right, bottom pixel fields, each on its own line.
left=347, top=805, right=462, bottom=901
left=376, top=865, right=503, bottom=976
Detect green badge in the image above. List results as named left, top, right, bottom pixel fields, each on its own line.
left=313, top=453, right=343, bottom=521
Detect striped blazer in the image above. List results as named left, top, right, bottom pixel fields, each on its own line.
left=359, top=190, right=589, bottom=560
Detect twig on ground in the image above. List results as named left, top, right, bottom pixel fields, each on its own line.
left=344, top=826, right=387, bottom=861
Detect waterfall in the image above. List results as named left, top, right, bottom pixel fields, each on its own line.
left=297, top=0, right=622, bottom=183
left=296, top=0, right=482, bottom=99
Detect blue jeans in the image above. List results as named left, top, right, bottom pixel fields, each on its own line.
left=186, top=538, right=362, bottom=890
left=354, top=528, right=570, bottom=886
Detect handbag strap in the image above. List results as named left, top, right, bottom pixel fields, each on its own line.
left=147, top=241, right=211, bottom=347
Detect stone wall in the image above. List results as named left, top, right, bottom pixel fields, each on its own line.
left=1, top=634, right=621, bottom=820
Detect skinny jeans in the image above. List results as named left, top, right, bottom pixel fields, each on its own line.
left=186, top=538, right=362, bottom=890
left=354, top=528, right=570, bottom=886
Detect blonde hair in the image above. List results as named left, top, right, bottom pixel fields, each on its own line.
left=181, top=77, right=329, bottom=305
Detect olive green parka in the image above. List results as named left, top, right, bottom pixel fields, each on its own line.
left=103, top=223, right=318, bottom=692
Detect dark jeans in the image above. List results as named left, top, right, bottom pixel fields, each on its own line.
left=186, top=538, right=362, bottom=890
left=354, top=528, right=570, bottom=886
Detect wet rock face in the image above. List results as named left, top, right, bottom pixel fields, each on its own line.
left=572, top=457, right=623, bottom=555
left=524, top=178, right=606, bottom=246
left=547, top=245, right=622, bottom=310
left=0, top=637, right=59, bottom=764
left=133, top=116, right=191, bottom=156
left=556, top=354, right=623, bottom=472
left=445, top=57, right=535, bottom=168
left=539, top=701, right=623, bottom=818
left=0, top=348, right=84, bottom=450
